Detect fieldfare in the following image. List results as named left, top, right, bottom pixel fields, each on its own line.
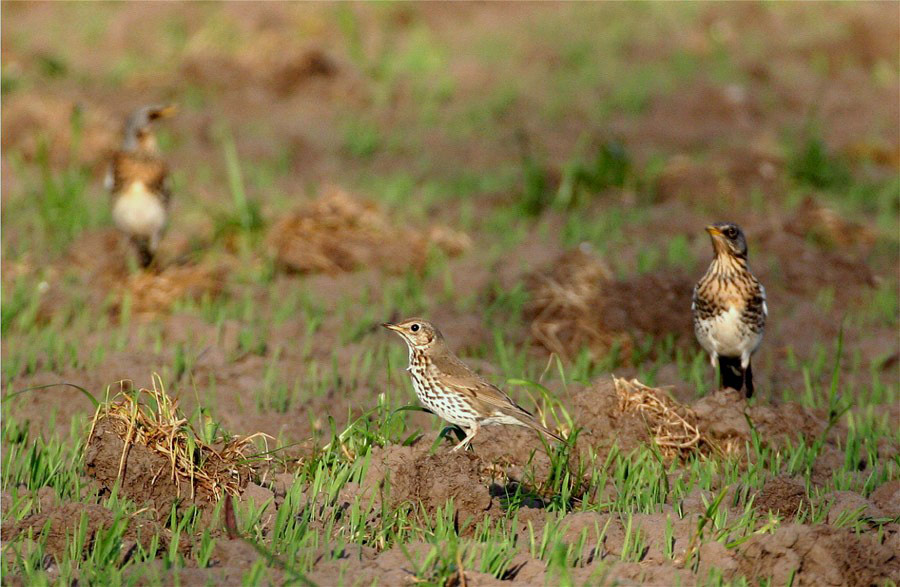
left=383, top=318, right=563, bottom=452
left=692, top=223, right=767, bottom=397
left=106, top=104, right=176, bottom=268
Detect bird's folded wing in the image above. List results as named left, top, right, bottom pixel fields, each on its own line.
left=441, top=374, right=535, bottom=421
left=432, top=352, right=533, bottom=416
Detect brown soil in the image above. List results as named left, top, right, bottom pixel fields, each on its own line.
left=755, top=476, right=810, bottom=519
left=1, top=94, right=118, bottom=172
left=654, top=147, right=783, bottom=210
left=29, top=228, right=228, bottom=322
left=567, top=378, right=696, bottom=461
left=821, top=491, right=885, bottom=525
left=736, top=524, right=900, bottom=586
left=84, top=418, right=216, bottom=516
left=359, top=439, right=495, bottom=529
left=870, top=480, right=900, bottom=518
left=692, top=390, right=831, bottom=449
left=302, top=507, right=900, bottom=585
left=2, top=502, right=164, bottom=560
left=306, top=541, right=434, bottom=586
left=755, top=229, right=877, bottom=300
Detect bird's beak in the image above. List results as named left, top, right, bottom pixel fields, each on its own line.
left=705, top=225, right=723, bottom=237
left=382, top=322, right=401, bottom=332
left=151, top=104, right=178, bottom=120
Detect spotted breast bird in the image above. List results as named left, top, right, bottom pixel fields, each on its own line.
left=106, top=104, right=176, bottom=269
left=692, top=223, right=767, bottom=397
left=383, top=318, right=563, bottom=452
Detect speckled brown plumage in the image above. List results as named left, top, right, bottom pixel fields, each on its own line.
left=384, top=318, right=563, bottom=452
left=692, top=223, right=766, bottom=397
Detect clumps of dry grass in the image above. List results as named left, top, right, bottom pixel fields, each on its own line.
left=266, top=187, right=471, bottom=274
left=524, top=245, right=632, bottom=361
left=785, top=195, right=876, bottom=250
left=123, top=264, right=226, bottom=317
left=614, top=376, right=711, bottom=459
left=87, top=376, right=264, bottom=500
left=2, top=94, right=117, bottom=169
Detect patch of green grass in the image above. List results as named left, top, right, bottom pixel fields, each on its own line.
left=788, top=134, right=852, bottom=190
left=342, top=115, right=382, bottom=159
left=28, top=141, right=97, bottom=253
left=2, top=355, right=898, bottom=585
left=212, top=126, right=265, bottom=242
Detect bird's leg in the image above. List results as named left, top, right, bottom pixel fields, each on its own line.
left=710, top=351, right=721, bottom=390
left=450, top=424, right=479, bottom=453
left=150, top=231, right=161, bottom=256
left=744, top=361, right=754, bottom=398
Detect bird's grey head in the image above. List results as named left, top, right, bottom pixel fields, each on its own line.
left=122, top=104, right=176, bottom=151
left=382, top=318, right=443, bottom=351
left=705, top=222, right=748, bottom=259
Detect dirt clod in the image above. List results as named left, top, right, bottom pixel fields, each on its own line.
left=84, top=380, right=258, bottom=515
left=821, top=491, right=884, bottom=525
left=755, top=476, right=810, bottom=519
left=737, top=524, right=900, bottom=586
left=615, top=377, right=709, bottom=458
left=869, top=480, right=900, bottom=518
left=362, top=441, right=494, bottom=528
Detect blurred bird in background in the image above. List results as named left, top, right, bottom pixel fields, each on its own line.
left=106, top=104, right=176, bottom=269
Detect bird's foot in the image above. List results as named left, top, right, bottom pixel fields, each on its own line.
left=450, top=437, right=474, bottom=453
left=449, top=426, right=478, bottom=453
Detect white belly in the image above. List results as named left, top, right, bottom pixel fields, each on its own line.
left=112, top=182, right=166, bottom=239
left=695, top=306, right=761, bottom=359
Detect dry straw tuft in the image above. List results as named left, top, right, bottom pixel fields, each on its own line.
left=267, top=186, right=470, bottom=274
left=785, top=195, right=876, bottom=249
left=614, top=376, right=710, bottom=458
left=87, top=375, right=265, bottom=500
left=123, top=264, right=226, bottom=317
left=525, top=245, right=632, bottom=361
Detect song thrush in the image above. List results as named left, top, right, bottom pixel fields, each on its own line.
left=692, top=223, right=767, bottom=397
left=383, top=318, right=563, bottom=452
left=106, top=104, right=176, bottom=268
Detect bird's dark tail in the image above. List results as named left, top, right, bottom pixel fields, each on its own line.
left=519, top=412, right=564, bottom=443
left=718, top=356, right=753, bottom=398
left=535, top=421, right=564, bottom=443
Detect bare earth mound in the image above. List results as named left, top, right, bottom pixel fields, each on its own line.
left=2, top=502, right=165, bottom=560
left=737, top=525, right=900, bottom=586
left=360, top=440, right=495, bottom=529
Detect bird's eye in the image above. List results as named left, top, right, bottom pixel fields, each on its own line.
left=725, top=227, right=737, bottom=238
left=410, top=324, right=420, bottom=332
